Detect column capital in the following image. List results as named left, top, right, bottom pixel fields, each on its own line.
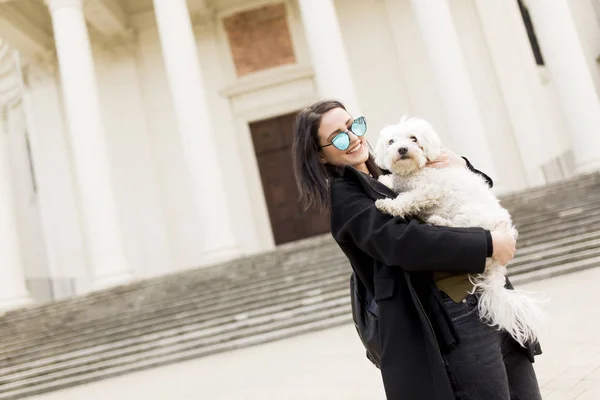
left=23, top=51, right=58, bottom=85
left=45, top=0, right=83, bottom=12
left=94, top=28, right=137, bottom=60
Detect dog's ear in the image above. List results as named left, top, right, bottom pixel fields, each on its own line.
left=374, top=129, right=388, bottom=169
left=418, top=121, right=442, bottom=161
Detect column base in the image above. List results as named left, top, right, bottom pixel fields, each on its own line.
left=0, top=296, right=33, bottom=314
left=92, top=270, right=134, bottom=291
left=200, top=245, right=241, bottom=267
left=574, top=159, right=600, bottom=176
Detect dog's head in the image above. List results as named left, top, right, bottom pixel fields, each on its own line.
left=375, top=116, right=442, bottom=176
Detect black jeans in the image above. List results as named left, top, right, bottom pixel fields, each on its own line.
left=441, top=292, right=542, bottom=400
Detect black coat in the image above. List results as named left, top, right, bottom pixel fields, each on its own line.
left=329, top=164, right=539, bottom=400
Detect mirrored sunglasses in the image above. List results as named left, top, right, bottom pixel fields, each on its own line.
left=320, top=116, right=367, bottom=151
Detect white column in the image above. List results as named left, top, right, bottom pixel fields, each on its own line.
left=473, top=0, right=549, bottom=187
left=0, top=109, right=32, bottom=312
left=297, top=0, right=360, bottom=113
left=526, top=0, right=600, bottom=174
left=22, top=65, right=89, bottom=297
left=409, top=0, right=498, bottom=179
left=153, top=0, right=238, bottom=262
left=46, top=0, right=132, bottom=288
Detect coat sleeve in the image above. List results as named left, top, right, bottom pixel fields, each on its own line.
left=330, top=179, right=489, bottom=273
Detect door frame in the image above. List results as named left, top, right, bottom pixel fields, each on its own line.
left=222, top=64, right=319, bottom=253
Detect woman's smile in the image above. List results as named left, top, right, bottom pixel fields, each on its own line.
left=347, top=141, right=363, bottom=154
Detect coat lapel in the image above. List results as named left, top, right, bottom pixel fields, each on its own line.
left=342, top=166, right=396, bottom=200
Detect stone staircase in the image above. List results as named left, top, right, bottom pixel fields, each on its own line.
left=0, top=172, right=599, bottom=399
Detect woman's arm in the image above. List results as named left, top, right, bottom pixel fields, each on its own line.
left=330, top=179, right=491, bottom=273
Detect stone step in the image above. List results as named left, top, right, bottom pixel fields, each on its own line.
left=509, top=195, right=600, bottom=225
left=0, top=309, right=345, bottom=400
left=0, top=245, right=339, bottom=327
left=515, top=208, right=600, bottom=236
left=0, top=236, right=340, bottom=324
left=2, top=174, right=594, bottom=324
left=0, top=172, right=599, bottom=399
left=518, top=218, right=600, bottom=247
left=2, top=220, right=594, bottom=347
left=0, top=243, right=342, bottom=335
left=506, top=186, right=600, bottom=211
left=2, top=226, right=598, bottom=361
left=3, top=229, right=597, bottom=370
left=505, top=180, right=600, bottom=207
left=516, top=230, right=600, bottom=257
left=0, top=289, right=350, bottom=383
left=510, top=256, right=600, bottom=286
left=0, top=301, right=353, bottom=399
left=511, top=237, right=600, bottom=267
left=1, top=262, right=598, bottom=399
left=509, top=246, right=600, bottom=276
left=500, top=172, right=600, bottom=204
left=0, top=261, right=350, bottom=364
left=2, top=189, right=596, bottom=330
left=508, top=193, right=600, bottom=218
left=0, top=312, right=353, bottom=400
left=5, top=210, right=593, bottom=337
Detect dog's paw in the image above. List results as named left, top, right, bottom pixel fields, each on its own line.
left=426, top=215, right=453, bottom=227
left=375, top=198, right=405, bottom=217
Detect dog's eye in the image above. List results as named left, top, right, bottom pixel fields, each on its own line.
left=409, top=136, right=417, bottom=143
left=388, top=139, right=394, bottom=145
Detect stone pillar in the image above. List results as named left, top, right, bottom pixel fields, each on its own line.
left=525, top=0, right=600, bottom=174
left=297, top=0, right=360, bottom=113
left=153, top=0, right=238, bottom=262
left=409, top=0, right=498, bottom=179
left=46, top=0, right=132, bottom=288
left=473, top=0, right=550, bottom=187
left=0, top=108, right=32, bottom=312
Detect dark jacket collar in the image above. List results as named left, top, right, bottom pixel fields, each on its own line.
left=337, top=166, right=396, bottom=200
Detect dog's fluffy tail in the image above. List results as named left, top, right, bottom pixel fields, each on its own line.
left=469, top=266, right=548, bottom=347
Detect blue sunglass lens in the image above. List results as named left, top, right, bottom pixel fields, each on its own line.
left=332, top=133, right=350, bottom=150
left=352, top=117, right=367, bottom=136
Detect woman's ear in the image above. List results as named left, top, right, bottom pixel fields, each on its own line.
left=420, top=128, right=442, bottom=161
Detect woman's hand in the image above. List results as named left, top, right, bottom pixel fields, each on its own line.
left=426, top=148, right=467, bottom=169
left=491, top=222, right=517, bottom=265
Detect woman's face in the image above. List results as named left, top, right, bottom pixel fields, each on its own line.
left=317, top=107, right=369, bottom=168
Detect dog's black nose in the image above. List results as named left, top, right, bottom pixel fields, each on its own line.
left=398, top=146, right=408, bottom=155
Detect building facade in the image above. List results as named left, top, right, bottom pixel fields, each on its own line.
left=0, top=0, right=599, bottom=310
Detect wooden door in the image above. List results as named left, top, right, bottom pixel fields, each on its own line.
left=249, top=112, right=330, bottom=245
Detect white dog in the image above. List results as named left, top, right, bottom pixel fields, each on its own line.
left=374, top=116, right=544, bottom=347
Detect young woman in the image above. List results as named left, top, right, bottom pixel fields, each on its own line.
left=292, top=100, right=542, bottom=400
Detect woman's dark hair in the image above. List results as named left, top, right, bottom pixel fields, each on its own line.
left=292, top=99, right=381, bottom=212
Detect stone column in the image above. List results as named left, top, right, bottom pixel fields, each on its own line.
left=153, top=0, right=239, bottom=262
left=525, top=0, right=600, bottom=174
left=409, top=0, right=498, bottom=179
left=0, top=108, right=32, bottom=312
left=46, top=0, right=132, bottom=288
left=297, top=0, right=360, bottom=113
